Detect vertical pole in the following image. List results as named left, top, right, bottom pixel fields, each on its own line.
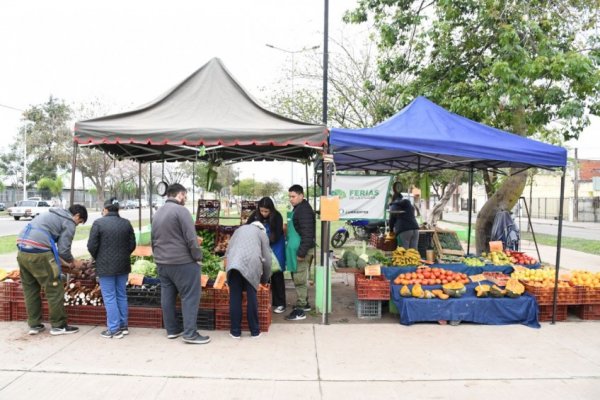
left=149, top=163, right=153, bottom=223
left=23, top=127, right=27, bottom=201
left=193, top=151, right=197, bottom=216
left=69, top=142, right=78, bottom=207
left=138, top=161, right=142, bottom=234
left=467, top=165, right=474, bottom=255
left=81, top=170, right=86, bottom=209
left=321, top=0, right=330, bottom=326
left=551, top=167, right=566, bottom=324
left=573, top=148, right=579, bottom=222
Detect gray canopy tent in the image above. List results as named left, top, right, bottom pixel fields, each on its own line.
left=71, top=58, right=328, bottom=298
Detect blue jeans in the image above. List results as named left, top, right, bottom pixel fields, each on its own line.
left=99, top=274, right=129, bottom=332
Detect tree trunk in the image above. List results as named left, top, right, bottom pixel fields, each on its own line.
left=427, top=172, right=462, bottom=227
left=475, top=169, right=527, bottom=254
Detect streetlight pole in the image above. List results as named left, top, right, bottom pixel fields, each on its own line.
left=265, top=43, right=320, bottom=186
left=23, top=124, right=32, bottom=201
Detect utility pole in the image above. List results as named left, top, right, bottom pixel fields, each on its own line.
left=573, top=148, right=579, bottom=222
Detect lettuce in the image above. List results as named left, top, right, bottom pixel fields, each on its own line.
left=132, top=259, right=157, bottom=277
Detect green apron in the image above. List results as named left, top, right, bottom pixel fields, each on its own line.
left=285, top=210, right=300, bottom=273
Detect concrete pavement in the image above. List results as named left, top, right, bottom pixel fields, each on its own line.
left=0, top=320, right=599, bottom=399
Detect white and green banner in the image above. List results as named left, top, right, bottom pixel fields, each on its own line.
left=331, top=175, right=392, bottom=220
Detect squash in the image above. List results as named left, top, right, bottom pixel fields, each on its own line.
left=489, top=285, right=506, bottom=298
left=400, top=285, right=411, bottom=297
left=442, top=282, right=466, bottom=298
left=474, top=284, right=491, bottom=298
left=394, top=274, right=403, bottom=285
left=431, top=289, right=449, bottom=300
left=423, top=290, right=435, bottom=299
left=505, top=278, right=525, bottom=298
left=411, top=283, right=425, bottom=298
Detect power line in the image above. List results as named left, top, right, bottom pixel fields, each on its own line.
left=0, top=103, right=24, bottom=112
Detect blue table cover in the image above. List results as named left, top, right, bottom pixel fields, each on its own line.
left=390, top=282, right=540, bottom=328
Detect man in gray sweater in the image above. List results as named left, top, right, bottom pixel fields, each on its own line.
left=151, top=184, right=209, bottom=344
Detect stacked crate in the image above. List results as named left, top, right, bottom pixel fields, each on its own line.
left=214, top=285, right=272, bottom=332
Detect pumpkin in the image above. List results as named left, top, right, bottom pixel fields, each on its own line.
left=442, top=282, right=466, bottom=298
left=400, top=285, right=411, bottom=297
left=411, top=283, right=425, bottom=298
left=474, top=284, right=491, bottom=298
left=423, top=290, right=435, bottom=299
left=489, top=285, right=506, bottom=298
left=505, top=279, right=525, bottom=298
left=431, top=289, right=449, bottom=300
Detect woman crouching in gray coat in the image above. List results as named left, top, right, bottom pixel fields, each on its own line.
left=224, top=221, right=271, bottom=339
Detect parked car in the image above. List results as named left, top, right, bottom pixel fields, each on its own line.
left=152, top=198, right=165, bottom=209
left=8, top=200, right=52, bottom=220
left=123, top=200, right=137, bottom=209
left=0, top=202, right=5, bottom=211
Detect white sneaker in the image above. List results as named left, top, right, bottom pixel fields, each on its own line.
left=273, top=306, right=286, bottom=314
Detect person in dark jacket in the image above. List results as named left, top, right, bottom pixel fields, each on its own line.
left=87, top=198, right=136, bottom=339
left=225, top=221, right=271, bottom=338
left=389, top=193, right=420, bottom=250
left=16, top=204, right=88, bottom=336
left=285, top=184, right=315, bottom=321
left=151, top=184, right=210, bottom=345
left=247, top=197, right=286, bottom=314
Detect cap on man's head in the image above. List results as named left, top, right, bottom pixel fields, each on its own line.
left=104, top=198, right=119, bottom=210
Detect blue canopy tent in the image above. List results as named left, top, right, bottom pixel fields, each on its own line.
left=329, top=96, right=568, bottom=322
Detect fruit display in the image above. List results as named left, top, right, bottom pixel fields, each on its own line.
left=505, top=279, right=525, bottom=298
left=489, top=285, right=507, bottom=297
left=505, top=250, right=537, bottom=265
left=214, top=232, right=232, bottom=253
left=475, top=284, right=491, bottom=297
left=463, top=256, right=486, bottom=267
left=400, top=285, right=411, bottom=297
left=482, top=251, right=512, bottom=265
left=482, top=272, right=510, bottom=286
left=442, top=282, right=466, bottom=298
left=391, top=247, right=421, bottom=266
left=511, top=267, right=556, bottom=282
left=431, top=289, right=449, bottom=300
left=411, top=283, right=424, bottom=298
left=393, top=267, right=470, bottom=286
left=569, top=271, right=600, bottom=288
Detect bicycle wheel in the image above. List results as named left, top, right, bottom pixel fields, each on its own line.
left=331, top=231, right=349, bottom=248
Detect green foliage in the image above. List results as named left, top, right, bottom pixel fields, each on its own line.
left=36, top=176, right=64, bottom=197
left=347, top=0, right=600, bottom=141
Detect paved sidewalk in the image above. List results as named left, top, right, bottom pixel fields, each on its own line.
left=0, top=320, right=599, bottom=399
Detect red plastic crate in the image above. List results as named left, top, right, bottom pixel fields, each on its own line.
left=213, top=287, right=271, bottom=310
left=572, top=304, right=600, bottom=320
left=355, top=274, right=390, bottom=300
left=523, top=283, right=581, bottom=305
left=66, top=305, right=106, bottom=325
left=11, top=300, right=50, bottom=321
left=0, top=301, right=11, bottom=321
left=214, top=308, right=271, bottom=332
left=538, top=304, right=567, bottom=322
left=128, top=306, right=163, bottom=328
left=581, top=288, right=600, bottom=305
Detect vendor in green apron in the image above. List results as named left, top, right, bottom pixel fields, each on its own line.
left=285, top=184, right=316, bottom=321
left=16, top=204, right=88, bottom=336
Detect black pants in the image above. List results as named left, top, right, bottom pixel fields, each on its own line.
left=270, top=271, right=286, bottom=307
left=228, top=269, right=259, bottom=336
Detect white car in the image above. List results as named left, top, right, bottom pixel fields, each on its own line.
left=8, top=200, right=52, bottom=220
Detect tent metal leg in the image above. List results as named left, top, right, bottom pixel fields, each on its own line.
left=69, top=142, right=79, bottom=207
left=551, top=167, right=566, bottom=324
left=467, top=165, right=474, bottom=254
left=520, top=196, right=542, bottom=263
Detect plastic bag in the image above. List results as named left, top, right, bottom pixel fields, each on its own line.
left=271, top=251, right=281, bottom=274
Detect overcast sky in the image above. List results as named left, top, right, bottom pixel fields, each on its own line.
left=0, top=0, right=365, bottom=188
left=1, top=0, right=598, bottom=193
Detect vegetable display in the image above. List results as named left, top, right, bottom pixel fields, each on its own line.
left=132, top=259, right=158, bottom=277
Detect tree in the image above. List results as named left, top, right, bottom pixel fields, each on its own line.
left=22, top=96, right=73, bottom=183
left=346, top=0, right=600, bottom=252
left=37, top=176, right=64, bottom=199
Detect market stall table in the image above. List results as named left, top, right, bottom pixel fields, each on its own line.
left=390, top=282, right=540, bottom=328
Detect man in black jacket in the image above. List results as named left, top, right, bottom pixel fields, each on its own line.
left=285, top=184, right=315, bottom=321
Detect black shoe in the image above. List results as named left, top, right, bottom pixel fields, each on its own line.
left=28, top=324, right=45, bottom=335
left=183, top=334, right=211, bottom=344
left=120, top=326, right=129, bottom=335
left=285, top=308, right=306, bottom=321
left=50, top=325, right=79, bottom=336
left=167, top=331, right=184, bottom=339
left=301, top=304, right=312, bottom=312
left=100, top=329, right=124, bottom=339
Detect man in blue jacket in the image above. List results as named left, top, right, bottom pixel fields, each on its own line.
left=16, top=204, right=88, bottom=336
